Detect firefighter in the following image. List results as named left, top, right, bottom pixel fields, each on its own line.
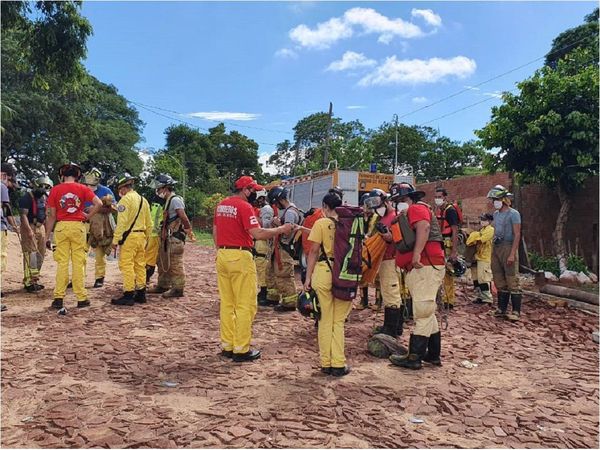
left=213, top=176, right=293, bottom=362
left=1, top=163, right=19, bottom=309
left=45, top=163, right=102, bottom=309
left=19, top=176, right=52, bottom=292
left=267, top=186, right=302, bottom=312
left=145, top=199, right=164, bottom=284
left=363, top=189, right=404, bottom=337
left=82, top=167, right=116, bottom=288
left=434, top=188, right=460, bottom=310
left=147, top=174, right=196, bottom=298
left=110, top=174, right=152, bottom=306
left=466, top=213, right=495, bottom=304
left=254, top=189, right=274, bottom=307
left=357, top=192, right=383, bottom=311
left=388, top=182, right=445, bottom=370
left=487, top=185, right=522, bottom=321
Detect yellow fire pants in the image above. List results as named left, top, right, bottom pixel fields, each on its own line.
left=216, top=249, right=257, bottom=354
left=274, top=248, right=297, bottom=306
left=118, top=232, right=147, bottom=292
left=442, top=244, right=456, bottom=305
left=21, top=224, right=46, bottom=286
left=254, top=239, right=269, bottom=288
left=379, top=259, right=402, bottom=308
left=406, top=265, right=445, bottom=337
left=53, top=221, right=88, bottom=301
left=145, top=235, right=160, bottom=267
left=312, top=261, right=353, bottom=368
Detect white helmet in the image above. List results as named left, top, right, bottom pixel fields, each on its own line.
left=34, top=176, right=53, bottom=190
left=256, top=189, right=268, bottom=199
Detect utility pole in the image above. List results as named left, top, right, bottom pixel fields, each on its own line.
left=393, top=113, right=399, bottom=176
left=181, top=153, right=186, bottom=202
left=323, top=102, right=333, bottom=169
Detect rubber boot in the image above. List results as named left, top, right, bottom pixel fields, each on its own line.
left=389, top=334, right=428, bottom=370
left=93, top=277, right=104, bottom=288
left=423, top=332, right=442, bottom=366
left=111, top=291, right=135, bottom=306
left=472, top=279, right=482, bottom=303
left=146, top=266, right=155, bottom=284
left=493, top=291, right=510, bottom=317
left=134, top=288, right=147, bottom=304
left=479, top=283, right=493, bottom=304
left=51, top=298, right=64, bottom=309
left=507, top=293, right=522, bottom=322
left=370, top=289, right=383, bottom=311
left=404, top=297, right=414, bottom=321
left=356, top=287, right=369, bottom=310
left=396, top=310, right=404, bottom=337
left=373, top=307, right=401, bottom=337
left=257, top=287, right=269, bottom=307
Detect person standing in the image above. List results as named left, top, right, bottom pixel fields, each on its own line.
left=388, top=183, right=445, bottom=370
left=45, top=163, right=102, bottom=309
left=303, top=192, right=352, bottom=376
left=267, top=186, right=302, bottom=312
left=487, top=185, right=522, bottom=321
left=110, top=174, right=152, bottom=306
left=147, top=174, right=196, bottom=298
left=253, top=190, right=274, bottom=307
left=82, top=168, right=116, bottom=288
left=434, top=188, right=460, bottom=310
left=145, top=199, right=164, bottom=284
left=19, top=176, right=53, bottom=292
left=213, top=176, right=292, bottom=362
left=1, top=163, right=19, bottom=309
left=466, top=213, right=495, bottom=304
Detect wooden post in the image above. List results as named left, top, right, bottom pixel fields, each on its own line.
left=567, top=240, right=572, bottom=256
left=539, top=238, right=545, bottom=257
left=575, top=237, right=580, bottom=257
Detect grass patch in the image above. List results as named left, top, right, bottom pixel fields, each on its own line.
left=194, top=230, right=214, bottom=247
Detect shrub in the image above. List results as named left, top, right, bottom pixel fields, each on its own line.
left=566, top=254, right=589, bottom=274
left=529, top=252, right=560, bottom=277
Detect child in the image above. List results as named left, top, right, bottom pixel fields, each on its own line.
left=466, top=213, right=495, bottom=304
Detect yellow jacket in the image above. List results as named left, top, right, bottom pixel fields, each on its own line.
left=466, top=224, right=494, bottom=262
left=113, top=190, right=152, bottom=245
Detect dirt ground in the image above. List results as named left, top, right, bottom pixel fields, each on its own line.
left=1, top=232, right=599, bottom=449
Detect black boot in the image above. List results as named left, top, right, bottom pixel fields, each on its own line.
left=507, top=293, right=522, bottom=321
left=111, top=291, right=135, bottom=306
left=93, top=277, right=104, bottom=288
left=396, top=310, right=404, bottom=337
left=423, top=331, right=442, bottom=366
left=373, top=307, right=401, bottom=337
left=494, top=291, right=510, bottom=317
left=50, top=298, right=64, bottom=309
left=389, top=334, right=428, bottom=370
left=257, top=287, right=269, bottom=307
left=404, top=297, right=414, bottom=321
left=357, top=287, right=369, bottom=310
left=371, top=289, right=382, bottom=311
left=134, top=288, right=147, bottom=304
left=146, top=266, right=155, bottom=284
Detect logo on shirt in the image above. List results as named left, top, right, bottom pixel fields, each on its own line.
left=216, top=204, right=237, bottom=218
left=250, top=216, right=258, bottom=226
left=117, top=205, right=126, bottom=212
left=59, top=193, right=81, bottom=214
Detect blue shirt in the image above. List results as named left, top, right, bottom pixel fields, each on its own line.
left=493, top=208, right=521, bottom=243
left=85, top=184, right=114, bottom=208
left=1, top=183, right=9, bottom=231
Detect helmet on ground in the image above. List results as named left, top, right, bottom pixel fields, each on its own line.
left=363, top=189, right=388, bottom=210
left=149, top=173, right=177, bottom=189
left=83, top=167, right=102, bottom=187
left=328, top=185, right=344, bottom=200
left=33, top=176, right=53, bottom=190
left=58, top=162, right=82, bottom=179
left=389, top=182, right=425, bottom=202
left=486, top=185, right=513, bottom=200
left=110, top=173, right=136, bottom=189
left=446, top=258, right=467, bottom=278
left=297, top=290, right=320, bottom=320
left=267, top=186, right=288, bottom=205
left=255, top=189, right=268, bottom=199
left=368, top=333, right=407, bottom=358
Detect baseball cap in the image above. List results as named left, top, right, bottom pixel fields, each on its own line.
left=235, top=175, right=264, bottom=191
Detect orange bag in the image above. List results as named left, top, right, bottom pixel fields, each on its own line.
left=361, top=233, right=387, bottom=285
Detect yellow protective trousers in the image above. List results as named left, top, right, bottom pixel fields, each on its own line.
left=216, top=249, right=258, bottom=354
left=21, top=224, right=46, bottom=286
left=93, top=246, right=110, bottom=279
left=118, top=232, right=147, bottom=292
left=274, top=248, right=297, bottom=306
left=254, top=239, right=269, bottom=288
left=379, top=259, right=402, bottom=308
left=406, top=265, right=445, bottom=337
left=312, top=261, right=353, bottom=368
left=53, top=221, right=88, bottom=300
left=145, top=235, right=160, bottom=267
left=442, top=244, right=456, bottom=305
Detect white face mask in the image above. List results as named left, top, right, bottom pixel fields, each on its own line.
left=396, top=202, right=409, bottom=213
left=434, top=198, right=444, bottom=206
left=480, top=221, right=489, bottom=227
left=493, top=200, right=503, bottom=210
left=155, top=189, right=166, bottom=199
left=375, top=206, right=387, bottom=217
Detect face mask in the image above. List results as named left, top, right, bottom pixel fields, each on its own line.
left=480, top=221, right=489, bottom=227
left=375, top=206, right=387, bottom=217
left=434, top=198, right=444, bottom=206
left=396, top=202, right=409, bottom=213
left=247, top=191, right=257, bottom=204
left=155, top=189, right=166, bottom=199
left=493, top=200, right=503, bottom=210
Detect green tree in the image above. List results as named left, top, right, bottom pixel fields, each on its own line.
left=545, top=8, right=598, bottom=67
left=477, top=49, right=599, bottom=267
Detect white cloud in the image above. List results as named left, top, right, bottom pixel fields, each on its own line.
left=187, top=112, right=261, bottom=121
left=289, top=7, right=441, bottom=49
left=412, top=96, right=428, bottom=104
left=326, top=51, right=376, bottom=72
left=358, top=55, right=477, bottom=87
left=464, top=85, right=480, bottom=91
left=484, top=91, right=503, bottom=99
left=411, top=9, right=442, bottom=27
left=275, top=48, right=298, bottom=59
left=258, top=152, right=278, bottom=175
left=347, top=105, right=366, bottom=110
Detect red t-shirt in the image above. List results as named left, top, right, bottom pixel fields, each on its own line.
left=380, top=210, right=397, bottom=260
left=395, top=203, right=445, bottom=269
left=214, top=196, right=260, bottom=248
left=47, top=182, right=96, bottom=222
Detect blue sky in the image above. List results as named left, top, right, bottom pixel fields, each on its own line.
left=81, top=1, right=595, bottom=169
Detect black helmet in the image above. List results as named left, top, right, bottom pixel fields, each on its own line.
left=446, top=258, right=467, bottom=277
left=328, top=185, right=344, bottom=200
left=359, top=192, right=369, bottom=207
left=297, top=290, right=320, bottom=320
left=150, top=173, right=177, bottom=189
left=109, top=173, right=136, bottom=189
left=389, top=182, right=425, bottom=202
left=267, top=186, right=288, bottom=205
left=480, top=213, right=494, bottom=222
left=363, top=189, right=388, bottom=210
left=58, top=162, right=82, bottom=179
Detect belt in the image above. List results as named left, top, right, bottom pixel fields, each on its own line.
left=132, top=230, right=145, bottom=233
left=218, top=245, right=253, bottom=253
left=318, top=255, right=334, bottom=262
